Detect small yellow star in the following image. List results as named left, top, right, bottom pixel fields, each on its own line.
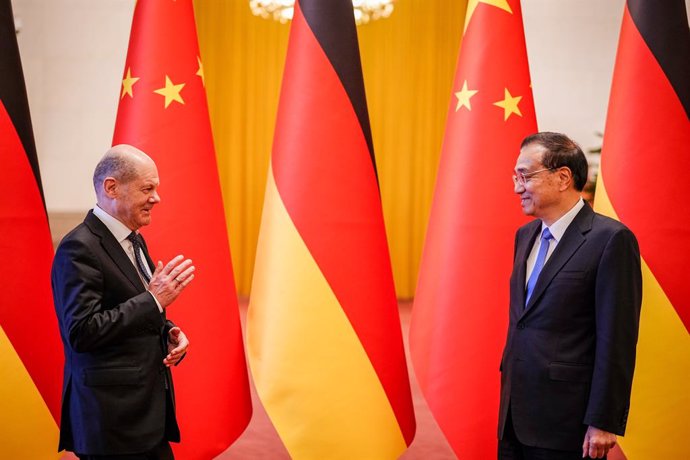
left=454, top=80, right=479, bottom=111
left=464, top=0, right=512, bottom=32
left=120, top=67, right=139, bottom=99
left=196, top=56, right=205, bottom=87
left=493, top=88, right=523, bottom=121
left=153, top=75, right=185, bottom=108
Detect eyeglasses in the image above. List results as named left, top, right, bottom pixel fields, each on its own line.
left=512, top=168, right=555, bottom=186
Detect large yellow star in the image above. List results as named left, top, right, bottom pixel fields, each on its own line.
left=455, top=80, right=478, bottom=111
left=196, top=56, right=205, bottom=87
left=120, top=67, right=139, bottom=99
left=493, top=88, right=523, bottom=121
left=153, top=75, right=185, bottom=108
left=464, top=0, right=512, bottom=31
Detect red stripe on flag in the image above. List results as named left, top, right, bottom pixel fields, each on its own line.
left=271, top=2, right=415, bottom=444
left=601, top=4, right=690, bottom=332
left=0, top=101, right=62, bottom=422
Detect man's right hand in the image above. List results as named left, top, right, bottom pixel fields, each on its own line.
left=148, top=255, right=195, bottom=308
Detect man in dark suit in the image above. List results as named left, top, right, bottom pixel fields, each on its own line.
left=52, top=144, right=196, bottom=459
left=498, top=132, right=642, bottom=459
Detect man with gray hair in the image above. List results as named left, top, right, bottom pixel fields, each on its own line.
left=52, top=144, right=195, bottom=459
left=499, top=132, right=642, bottom=459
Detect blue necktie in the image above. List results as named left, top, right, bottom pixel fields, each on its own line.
left=525, top=227, right=553, bottom=305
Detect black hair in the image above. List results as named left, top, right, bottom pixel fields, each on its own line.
left=521, top=132, right=588, bottom=191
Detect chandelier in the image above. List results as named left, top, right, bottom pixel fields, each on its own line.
left=249, top=0, right=395, bottom=25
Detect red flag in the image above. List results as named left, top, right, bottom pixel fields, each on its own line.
left=112, top=1, right=251, bottom=457
left=247, top=0, right=415, bottom=457
left=410, top=0, right=537, bottom=456
left=0, top=0, right=62, bottom=455
left=594, top=1, right=690, bottom=457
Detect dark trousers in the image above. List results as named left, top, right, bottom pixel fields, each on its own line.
left=499, top=409, right=605, bottom=460
left=77, top=440, right=174, bottom=460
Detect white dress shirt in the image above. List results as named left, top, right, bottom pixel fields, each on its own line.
left=525, top=198, right=585, bottom=286
left=92, top=205, right=162, bottom=312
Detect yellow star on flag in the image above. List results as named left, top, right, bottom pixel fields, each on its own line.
left=120, top=67, right=139, bottom=99
left=493, top=88, right=523, bottom=121
left=464, top=0, right=512, bottom=32
left=455, top=80, right=478, bottom=111
left=196, top=56, right=205, bottom=87
left=153, top=75, right=185, bottom=108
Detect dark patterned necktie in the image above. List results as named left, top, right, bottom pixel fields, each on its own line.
left=127, top=232, right=151, bottom=284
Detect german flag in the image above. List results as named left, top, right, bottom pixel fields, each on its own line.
left=112, top=1, right=251, bottom=457
left=0, top=0, right=62, bottom=456
left=593, top=1, right=690, bottom=458
left=247, top=0, right=415, bottom=457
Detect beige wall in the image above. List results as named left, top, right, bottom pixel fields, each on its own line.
left=13, top=0, right=133, bottom=212
left=12, top=0, right=688, bottom=213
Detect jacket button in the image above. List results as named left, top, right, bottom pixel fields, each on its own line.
left=517, top=323, right=525, bottom=330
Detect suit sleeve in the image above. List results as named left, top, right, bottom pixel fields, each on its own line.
left=52, top=237, right=165, bottom=353
left=584, top=226, right=642, bottom=434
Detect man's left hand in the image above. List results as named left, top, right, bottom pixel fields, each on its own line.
left=164, top=326, right=189, bottom=367
left=582, top=425, right=616, bottom=459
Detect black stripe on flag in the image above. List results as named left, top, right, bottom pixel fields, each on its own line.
left=627, top=0, right=690, bottom=118
left=298, top=0, right=377, bottom=176
left=0, top=0, right=45, bottom=202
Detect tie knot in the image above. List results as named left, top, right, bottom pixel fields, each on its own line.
left=127, top=231, right=142, bottom=246
left=541, top=227, right=553, bottom=241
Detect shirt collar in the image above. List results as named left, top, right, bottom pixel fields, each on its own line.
left=93, top=205, right=135, bottom=244
left=542, top=198, right=585, bottom=243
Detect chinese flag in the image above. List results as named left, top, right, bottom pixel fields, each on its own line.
left=247, top=0, right=415, bottom=458
left=0, top=0, right=62, bottom=456
left=593, top=1, right=690, bottom=458
left=112, top=1, right=251, bottom=458
left=410, top=0, right=536, bottom=456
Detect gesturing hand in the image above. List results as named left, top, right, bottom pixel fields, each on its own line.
left=148, top=255, right=195, bottom=308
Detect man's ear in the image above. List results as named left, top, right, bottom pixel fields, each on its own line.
left=103, top=177, right=118, bottom=198
left=558, top=167, right=573, bottom=192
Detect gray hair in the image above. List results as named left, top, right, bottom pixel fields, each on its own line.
left=92, top=145, right=144, bottom=194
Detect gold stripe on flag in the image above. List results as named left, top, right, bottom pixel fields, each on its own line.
left=0, top=326, right=59, bottom=458
left=248, top=166, right=407, bottom=459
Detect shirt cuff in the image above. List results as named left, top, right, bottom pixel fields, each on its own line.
left=150, top=292, right=164, bottom=313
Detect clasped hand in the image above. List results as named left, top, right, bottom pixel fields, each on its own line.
left=148, top=255, right=195, bottom=308
left=164, top=326, right=189, bottom=367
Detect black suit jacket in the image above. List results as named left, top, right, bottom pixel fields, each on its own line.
left=51, top=211, right=180, bottom=455
left=498, top=204, right=642, bottom=451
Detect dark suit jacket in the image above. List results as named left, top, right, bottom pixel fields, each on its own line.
left=51, top=211, right=180, bottom=455
left=498, top=203, right=642, bottom=451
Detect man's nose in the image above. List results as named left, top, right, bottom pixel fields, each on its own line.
left=151, top=191, right=161, bottom=203
left=514, top=181, right=525, bottom=194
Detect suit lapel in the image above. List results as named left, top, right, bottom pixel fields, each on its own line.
left=522, top=205, right=594, bottom=315
left=84, top=211, right=146, bottom=291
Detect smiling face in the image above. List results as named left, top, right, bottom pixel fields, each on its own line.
left=96, top=146, right=161, bottom=231
left=111, top=158, right=160, bottom=230
left=513, top=143, right=562, bottom=224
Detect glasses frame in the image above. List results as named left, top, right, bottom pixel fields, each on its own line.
left=512, top=167, right=556, bottom=186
